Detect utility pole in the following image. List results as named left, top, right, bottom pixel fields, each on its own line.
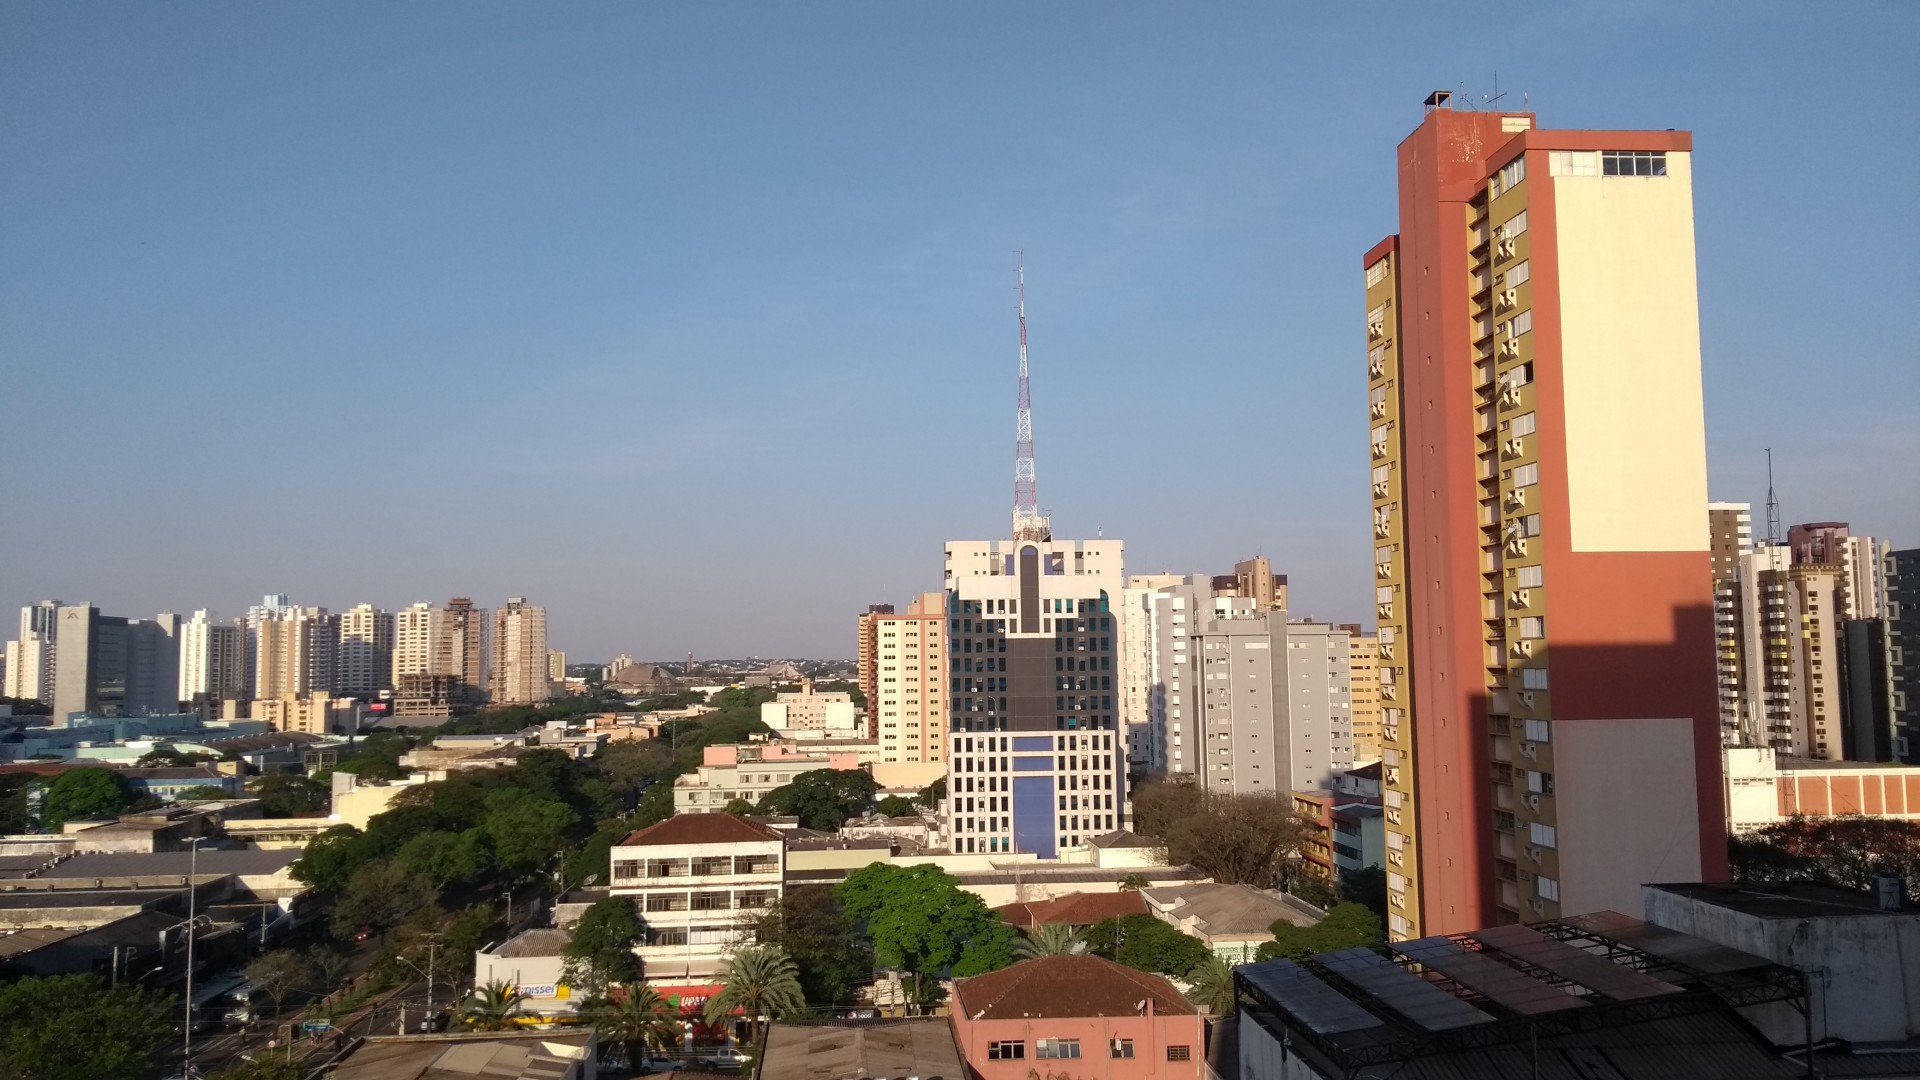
left=182, top=837, right=204, bottom=1072
left=424, top=933, right=442, bottom=1020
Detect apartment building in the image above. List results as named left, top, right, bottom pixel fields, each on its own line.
left=1891, top=549, right=1919, bottom=763
left=672, top=743, right=866, bottom=812
left=761, top=678, right=858, bottom=735
left=1343, top=626, right=1383, bottom=763
left=1119, top=574, right=1183, bottom=774
left=393, top=602, right=436, bottom=680
left=607, top=814, right=784, bottom=983
left=3, top=601, right=60, bottom=704
left=1363, top=96, right=1724, bottom=938
left=436, top=598, right=489, bottom=703
left=942, top=534, right=1126, bottom=858
left=855, top=604, right=894, bottom=736
left=870, top=593, right=947, bottom=772
left=336, top=604, right=394, bottom=698
left=239, top=594, right=294, bottom=699
left=490, top=598, right=550, bottom=706
left=254, top=608, right=337, bottom=699
left=393, top=599, right=489, bottom=710
left=51, top=605, right=181, bottom=722
left=178, top=610, right=246, bottom=704
left=253, top=692, right=363, bottom=736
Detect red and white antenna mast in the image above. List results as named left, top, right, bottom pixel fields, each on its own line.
left=1012, top=252, right=1050, bottom=541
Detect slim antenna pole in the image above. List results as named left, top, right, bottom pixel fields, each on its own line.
left=1764, top=448, right=1781, bottom=547
left=1012, top=252, right=1048, bottom=541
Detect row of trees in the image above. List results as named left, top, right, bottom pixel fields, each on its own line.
left=1131, top=776, right=1317, bottom=890
left=1730, top=816, right=1920, bottom=897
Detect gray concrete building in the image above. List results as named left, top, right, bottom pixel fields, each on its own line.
left=52, top=605, right=180, bottom=723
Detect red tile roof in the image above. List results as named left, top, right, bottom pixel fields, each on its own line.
left=952, top=955, right=1196, bottom=1020
left=618, top=813, right=784, bottom=847
left=994, top=890, right=1149, bottom=928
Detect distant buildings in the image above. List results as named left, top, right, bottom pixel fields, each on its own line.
left=868, top=593, right=947, bottom=780
left=3, top=600, right=60, bottom=704
left=1364, top=98, right=1723, bottom=937
left=1342, top=626, right=1382, bottom=763
left=178, top=610, right=246, bottom=705
left=335, top=603, right=394, bottom=698
left=760, top=678, right=857, bottom=735
left=1892, top=548, right=1920, bottom=763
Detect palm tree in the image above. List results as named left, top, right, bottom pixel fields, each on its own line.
left=594, top=984, right=681, bottom=1071
left=460, top=979, right=527, bottom=1031
left=1184, top=954, right=1236, bottom=1016
left=1014, top=922, right=1088, bottom=958
left=704, top=945, right=806, bottom=1047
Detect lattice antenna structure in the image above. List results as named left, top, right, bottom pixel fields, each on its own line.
left=1012, top=252, right=1051, bottom=541
left=1764, top=447, right=1781, bottom=547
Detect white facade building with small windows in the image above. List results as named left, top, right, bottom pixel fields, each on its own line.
left=607, top=814, right=785, bottom=983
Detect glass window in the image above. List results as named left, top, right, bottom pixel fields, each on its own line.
left=1512, top=463, right=1539, bottom=488
left=1519, top=617, right=1545, bottom=639
left=1508, top=260, right=1530, bottom=286
left=1602, top=151, right=1667, bottom=177
left=1110, top=1038, right=1135, bottom=1059
left=1510, top=412, right=1536, bottom=438
left=1511, top=310, right=1532, bottom=336
left=1516, top=564, right=1544, bottom=588
left=1537, top=875, right=1561, bottom=902
left=988, top=1042, right=1025, bottom=1060
left=1524, top=717, right=1551, bottom=741
left=1036, top=1039, right=1081, bottom=1060
left=1500, top=210, right=1528, bottom=238
left=1522, top=668, right=1550, bottom=691
left=1530, top=822, right=1558, bottom=848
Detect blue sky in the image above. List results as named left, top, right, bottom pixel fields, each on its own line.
left=3, top=3, right=1916, bottom=660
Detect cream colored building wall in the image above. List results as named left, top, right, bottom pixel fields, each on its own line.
left=1553, top=152, right=1709, bottom=554
left=491, top=602, right=550, bottom=706
left=329, top=774, right=428, bottom=830
left=871, top=760, right=946, bottom=791
left=393, top=603, right=436, bottom=678
left=1347, top=635, right=1382, bottom=763
left=874, top=593, right=946, bottom=767
left=1723, top=747, right=1781, bottom=833
left=1553, top=716, right=1704, bottom=917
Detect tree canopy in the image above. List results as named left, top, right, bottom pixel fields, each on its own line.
left=836, top=864, right=1015, bottom=1004
left=1255, top=903, right=1384, bottom=962
left=1082, top=914, right=1211, bottom=976
left=41, top=768, right=134, bottom=828
left=0, top=974, right=173, bottom=1080
left=1131, top=777, right=1313, bottom=888
left=756, top=769, right=876, bottom=830
left=749, top=885, right=874, bottom=1008
left=248, top=774, right=329, bottom=816
left=563, top=898, right=645, bottom=994
left=1730, top=816, right=1920, bottom=898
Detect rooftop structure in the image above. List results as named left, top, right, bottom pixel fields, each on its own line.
left=993, top=889, right=1147, bottom=928
left=327, top=1030, right=596, bottom=1080
left=950, top=955, right=1205, bottom=1080
left=757, top=1019, right=964, bottom=1080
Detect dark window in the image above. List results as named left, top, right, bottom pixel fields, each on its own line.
left=988, top=1041, right=1025, bottom=1060
left=1167, top=1045, right=1191, bottom=1061
left=1036, top=1039, right=1080, bottom=1060
left=1110, top=1038, right=1135, bottom=1059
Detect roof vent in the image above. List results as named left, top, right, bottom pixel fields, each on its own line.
left=1425, top=90, right=1453, bottom=113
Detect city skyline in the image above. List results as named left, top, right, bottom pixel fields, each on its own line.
left=4, top=5, right=1916, bottom=660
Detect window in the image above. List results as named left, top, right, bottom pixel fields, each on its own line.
left=1531, top=822, right=1558, bottom=848
left=1167, top=1046, right=1192, bottom=1061
left=1537, top=875, right=1561, bottom=902
left=1522, top=668, right=1549, bottom=692
left=1602, top=150, right=1667, bottom=177
left=1110, top=1038, right=1135, bottom=1059
left=1366, top=259, right=1390, bottom=287
left=1508, top=260, right=1530, bottom=286
left=1036, top=1039, right=1081, bottom=1060
left=1519, top=617, right=1545, bottom=639
left=1500, top=210, right=1528, bottom=238
left=1510, top=310, right=1532, bottom=336
left=1524, top=717, right=1551, bottom=742
left=1512, top=463, right=1539, bottom=487
left=988, top=1041, right=1025, bottom=1060
left=1496, top=156, right=1525, bottom=194
left=1510, top=412, right=1536, bottom=438
left=1520, top=514, right=1542, bottom=537
left=1515, top=564, right=1544, bottom=588
left=1549, top=150, right=1598, bottom=177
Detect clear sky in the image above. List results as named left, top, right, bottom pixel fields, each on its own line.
left=4, top=2, right=1916, bottom=661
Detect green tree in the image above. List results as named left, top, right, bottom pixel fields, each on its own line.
left=560, top=825, right=625, bottom=890
left=394, top=828, right=493, bottom=889
left=245, top=949, right=315, bottom=1018
left=1134, top=780, right=1313, bottom=889
left=135, top=748, right=216, bottom=768
left=0, top=974, right=172, bottom=1080
left=0, top=695, right=51, bottom=715
left=306, top=945, right=353, bottom=995
left=1255, top=903, right=1385, bottom=962
left=207, top=1057, right=305, bottom=1080
left=705, top=945, right=806, bottom=1045
left=1118, top=872, right=1150, bottom=891
left=837, top=864, right=1016, bottom=1004
left=592, top=984, right=681, bottom=1070
left=460, top=980, right=527, bottom=1031
left=874, top=795, right=916, bottom=818
left=174, top=785, right=233, bottom=803
left=291, top=825, right=371, bottom=895
left=1339, top=866, right=1389, bottom=922
left=749, top=885, right=874, bottom=1008
left=722, top=797, right=755, bottom=815
left=331, top=858, right=438, bottom=940
left=248, top=774, right=329, bottom=816
left=481, top=789, right=581, bottom=879
left=1184, top=954, right=1237, bottom=1016
left=756, top=769, right=876, bottom=830
left=1083, top=915, right=1211, bottom=976
left=562, top=899, right=645, bottom=995
left=632, top=783, right=676, bottom=829
left=917, top=777, right=946, bottom=807
left=1014, top=922, right=1087, bottom=958
left=40, top=768, right=133, bottom=829
left=1288, top=871, right=1339, bottom=909
left=1730, top=817, right=1920, bottom=897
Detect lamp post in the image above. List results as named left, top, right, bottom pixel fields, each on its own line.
left=182, top=837, right=204, bottom=1072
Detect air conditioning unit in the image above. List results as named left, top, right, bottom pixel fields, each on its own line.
left=1508, top=538, right=1529, bottom=556
left=1373, top=481, right=1391, bottom=498
left=1503, top=439, right=1523, bottom=457
left=1368, top=320, right=1386, bottom=338
left=1529, top=897, right=1545, bottom=913
left=1372, top=442, right=1389, bottom=459
left=1369, top=359, right=1386, bottom=378
left=1497, top=239, right=1516, bottom=258
left=1501, top=387, right=1523, bottom=407
left=1371, top=401, right=1388, bottom=418
left=1501, top=339, right=1521, bottom=357
left=1506, top=488, right=1527, bottom=508
left=1498, top=288, right=1518, bottom=309
left=1525, top=794, right=1541, bottom=810
left=1375, top=523, right=1391, bottom=539
left=1518, top=640, right=1535, bottom=657
left=1376, top=563, right=1393, bottom=579
left=1377, top=602, right=1394, bottom=618
left=1526, top=846, right=1542, bottom=862
left=1380, top=685, right=1397, bottom=700
left=1519, top=742, right=1537, bottom=759
left=1509, top=589, right=1530, bottom=608
left=1519, top=692, right=1536, bottom=707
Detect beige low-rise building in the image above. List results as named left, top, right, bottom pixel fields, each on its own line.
left=1724, top=746, right=1920, bottom=833
left=251, top=692, right=363, bottom=736
left=761, top=679, right=857, bottom=734
left=1141, top=882, right=1322, bottom=963
left=672, top=743, right=866, bottom=813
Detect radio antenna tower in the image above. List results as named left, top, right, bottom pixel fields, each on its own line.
left=1763, top=447, right=1781, bottom=547
left=1012, top=252, right=1051, bottom=541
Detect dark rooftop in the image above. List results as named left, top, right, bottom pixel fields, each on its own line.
left=52, top=849, right=300, bottom=879
left=617, top=812, right=783, bottom=847
left=758, top=1018, right=964, bottom=1080
left=1649, top=880, right=1909, bottom=918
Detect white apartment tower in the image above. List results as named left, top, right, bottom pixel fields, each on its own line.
left=179, top=610, right=246, bottom=702
left=394, top=602, right=437, bottom=679
left=3, top=601, right=61, bottom=704
left=490, top=598, right=550, bottom=706
left=336, top=603, right=396, bottom=697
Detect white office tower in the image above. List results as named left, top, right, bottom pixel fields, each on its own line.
left=178, top=610, right=246, bottom=702
left=941, top=536, right=1127, bottom=858
left=4, top=601, right=61, bottom=704
left=394, top=602, right=436, bottom=679
left=1120, top=575, right=1184, bottom=773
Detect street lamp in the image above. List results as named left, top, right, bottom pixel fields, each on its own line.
left=182, top=837, right=205, bottom=1072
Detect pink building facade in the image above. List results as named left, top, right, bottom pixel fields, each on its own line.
left=948, top=956, right=1205, bottom=1080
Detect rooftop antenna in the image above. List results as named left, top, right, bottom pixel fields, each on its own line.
left=1482, top=70, right=1506, bottom=111
left=1764, top=448, right=1782, bottom=547
left=1012, top=252, right=1050, bottom=542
